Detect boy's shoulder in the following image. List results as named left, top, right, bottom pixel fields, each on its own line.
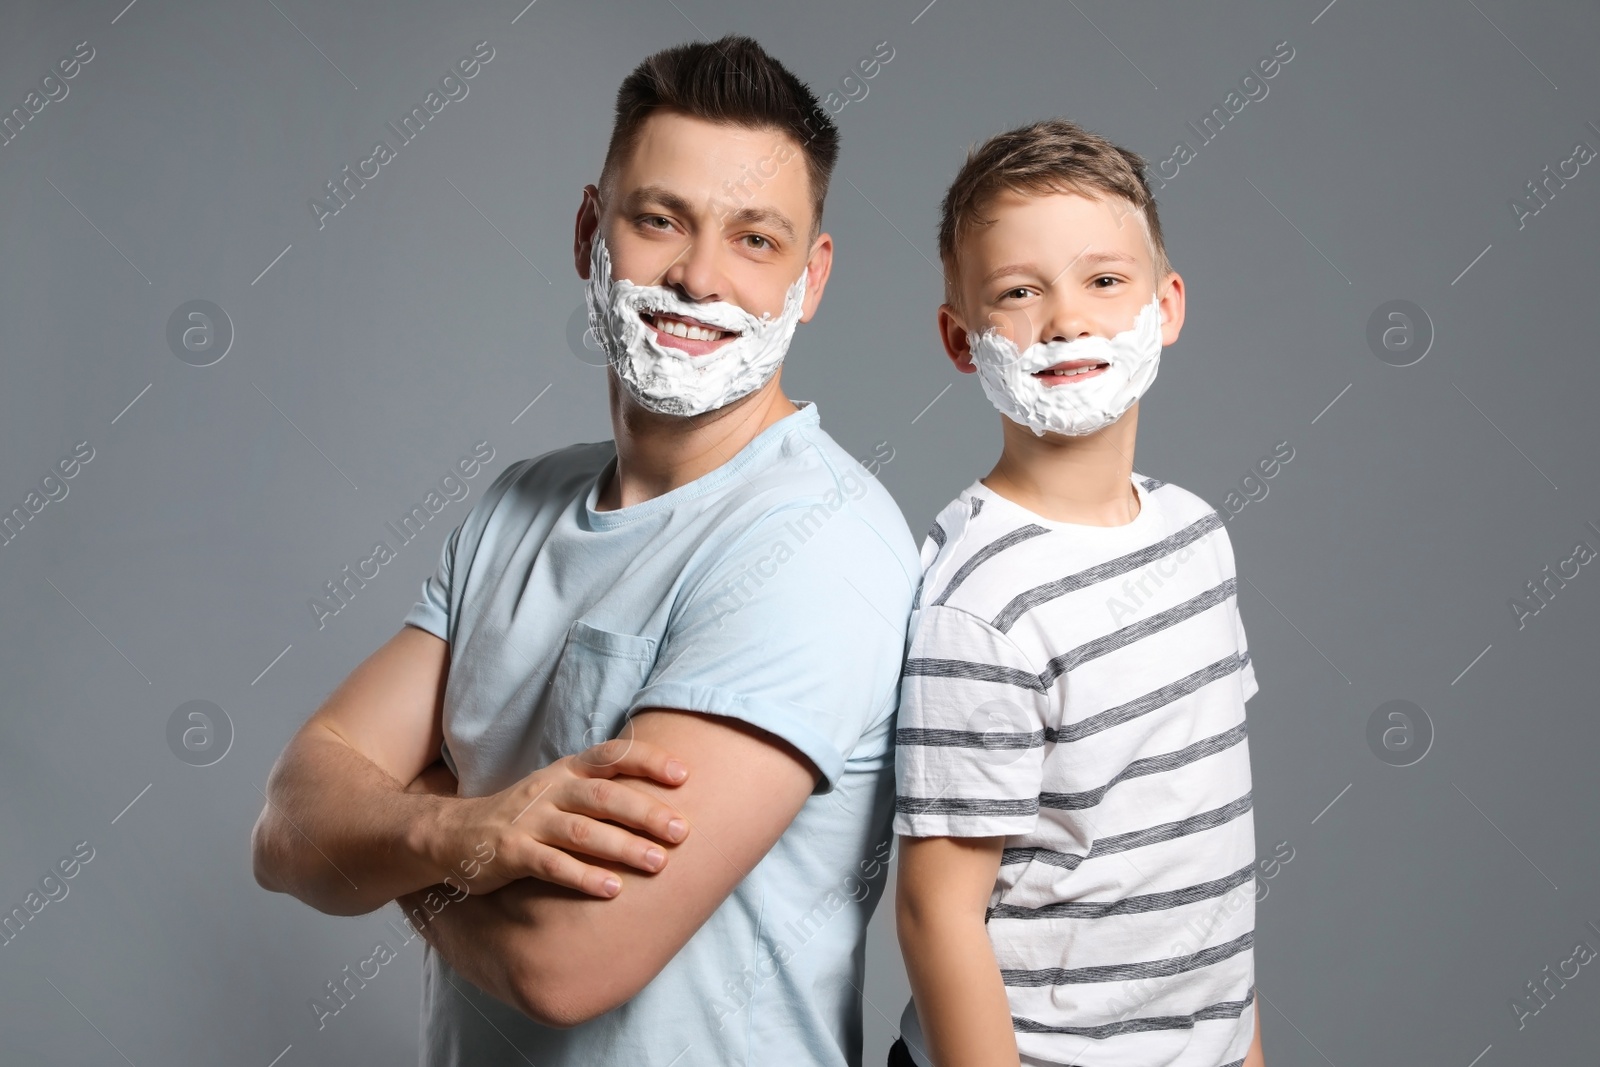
left=911, top=472, right=1235, bottom=624
left=1137, top=474, right=1216, bottom=523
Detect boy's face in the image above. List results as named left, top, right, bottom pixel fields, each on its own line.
left=940, top=188, right=1183, bottom=378
left=575, top=109, right=832, bottom=356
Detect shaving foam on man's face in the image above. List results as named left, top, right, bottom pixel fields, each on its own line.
left=584, top=232, right=808, bottom=417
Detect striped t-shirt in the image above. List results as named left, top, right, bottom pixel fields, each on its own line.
left=894, top=472, right=1259, bottom=1067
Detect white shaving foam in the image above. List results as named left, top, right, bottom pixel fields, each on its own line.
left=583, top=234, right=808, bottom=417
left=969, top=293, right=1164, bottom=437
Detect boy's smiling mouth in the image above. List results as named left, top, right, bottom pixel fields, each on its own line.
left=1033, top=358, right=1109, bottom=383
left=641, top=310, right=739, bottom=356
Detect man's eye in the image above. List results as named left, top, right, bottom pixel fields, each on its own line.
left=645, top=216, right=672, bottom=229
left=744, top=234, right=770, bottom=250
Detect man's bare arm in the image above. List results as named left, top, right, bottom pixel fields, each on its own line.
left=399, top=706, right=820, bottom=1027
left=896, top=835, right=1017, bottom=1067
left=251, top=625, right=693, bottom=915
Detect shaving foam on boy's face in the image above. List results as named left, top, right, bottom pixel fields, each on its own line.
left=970, top=292, right=1164, bottom=437
left=584, top=232, right=808, bottom=417
left=959, top=190, right=1166, bottom=436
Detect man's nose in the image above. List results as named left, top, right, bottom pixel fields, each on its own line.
left=658, top=237, right=726, bottom=303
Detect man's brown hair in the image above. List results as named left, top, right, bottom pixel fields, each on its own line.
left=599, top=35, right=840, bottom=238
left=937, top=118, right=1172, bottom=307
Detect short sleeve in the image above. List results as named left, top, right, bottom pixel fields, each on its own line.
left=1233, top=594, right=1259, bottom=702
left=403, top=520, right=462, bottom=642
left=628, top=503, right=915, bottom=794
left=1212, top=521, right=1258, bottom=703
left=893, top=605, right=1051, bottom=838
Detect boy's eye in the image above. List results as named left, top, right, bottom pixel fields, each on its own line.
left=1092, top=275, right=1120, bottom=288
left=1000, top=286, right=1031, bottom=300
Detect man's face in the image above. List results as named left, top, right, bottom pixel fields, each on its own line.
left=577, top=110, right=830, bottom=358
left=945, top=188, right=1180, bottom=381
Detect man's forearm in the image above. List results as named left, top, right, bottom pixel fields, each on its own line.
left=399, top=881, right=540, bottom=1020
left=253, top=726, right=455, bottom=915
left=899, top=913, right=1019, bottom=1067
left=397, top=869, right=633, bottom=1028
left=408, top=860, right=686, bottom=1028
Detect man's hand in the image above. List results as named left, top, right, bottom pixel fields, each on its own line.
left=409, top=738, right=693, bottom=899
left=399, top=707, right=821, bottom=1027
left=252, top=625, right=694, bottom=914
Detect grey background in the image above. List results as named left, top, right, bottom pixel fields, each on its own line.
left=2, top=0, right=1597, bottom=1063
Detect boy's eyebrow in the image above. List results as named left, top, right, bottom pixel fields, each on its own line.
left=625, top=184, right=797, bottom=242
left=1076, top=249, right=1139, bottom=267
left=982, top=249, right=1139, bottom=285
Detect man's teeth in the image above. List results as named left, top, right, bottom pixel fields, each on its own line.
left=651, top=315, right=727, bottom=342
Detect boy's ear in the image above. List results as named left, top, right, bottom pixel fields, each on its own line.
left=937, top=303, right=979, bottom=375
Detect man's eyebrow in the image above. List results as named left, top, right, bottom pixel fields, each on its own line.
left=623, top=185, right=798, bottom=242
left=721, top=205, right=797, bottom=243
left=624, top=184, right=698, bottom=220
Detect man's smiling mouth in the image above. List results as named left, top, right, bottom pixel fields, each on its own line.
left=641, top=310, right=738, bottom=353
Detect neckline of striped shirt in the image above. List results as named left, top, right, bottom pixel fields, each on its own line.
left=917, top=476, right=1190, bottom=623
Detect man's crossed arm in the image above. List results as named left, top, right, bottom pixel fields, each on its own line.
left=251, top=624, right=819, bottom=1026
left=398, top=706, right=818, bottom=1025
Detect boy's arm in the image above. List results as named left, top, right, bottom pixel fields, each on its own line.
left=1243, top=991, right=1264, bottom=1066
left=896, top=834, right=1019, bottom=1067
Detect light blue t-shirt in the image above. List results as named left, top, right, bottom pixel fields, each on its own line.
left=401, top=400, right=919, bottom=1067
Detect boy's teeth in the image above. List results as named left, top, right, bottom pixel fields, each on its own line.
left=653, top=315, right=726, bottom=342
left=1042, top=363, right=1105, bottom=377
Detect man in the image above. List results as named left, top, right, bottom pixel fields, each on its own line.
left=251, top=35, right=920, bottom=1067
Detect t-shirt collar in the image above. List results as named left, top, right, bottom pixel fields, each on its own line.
left=967, top=470, right=1158, bottom=539
left=585, top=400, right=820, bottom=528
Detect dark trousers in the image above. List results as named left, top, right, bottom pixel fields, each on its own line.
left=890, top=1035, right=1088, bottom=1067
left=887, top=1036, right=918, bottom=1067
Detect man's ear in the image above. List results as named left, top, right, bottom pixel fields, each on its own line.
left=937, top=302, right=978, bottom=375
left=574, top=184, right=602, bottom=280
left=798, top=232, right=835, bottom=324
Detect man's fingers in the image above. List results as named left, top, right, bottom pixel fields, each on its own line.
left=565, top=776, right=689, bottom=847
left=574, top=737, right=688, bottom=788
left=548, top=810, right=673, bottom=873
left=512, top=840, right=624, bottom=898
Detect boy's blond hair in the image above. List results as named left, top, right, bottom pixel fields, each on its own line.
left=937, top=118, right=1172, bottom=311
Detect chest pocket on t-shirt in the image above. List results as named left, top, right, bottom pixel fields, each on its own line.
left=535, top=620, right=659, bottom=765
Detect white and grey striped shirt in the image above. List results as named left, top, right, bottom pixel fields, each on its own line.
left=894, top=473, right=1259, bottom=1067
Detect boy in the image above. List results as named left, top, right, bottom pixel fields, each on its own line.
left=890, top=118, right=1266, bottom=1067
